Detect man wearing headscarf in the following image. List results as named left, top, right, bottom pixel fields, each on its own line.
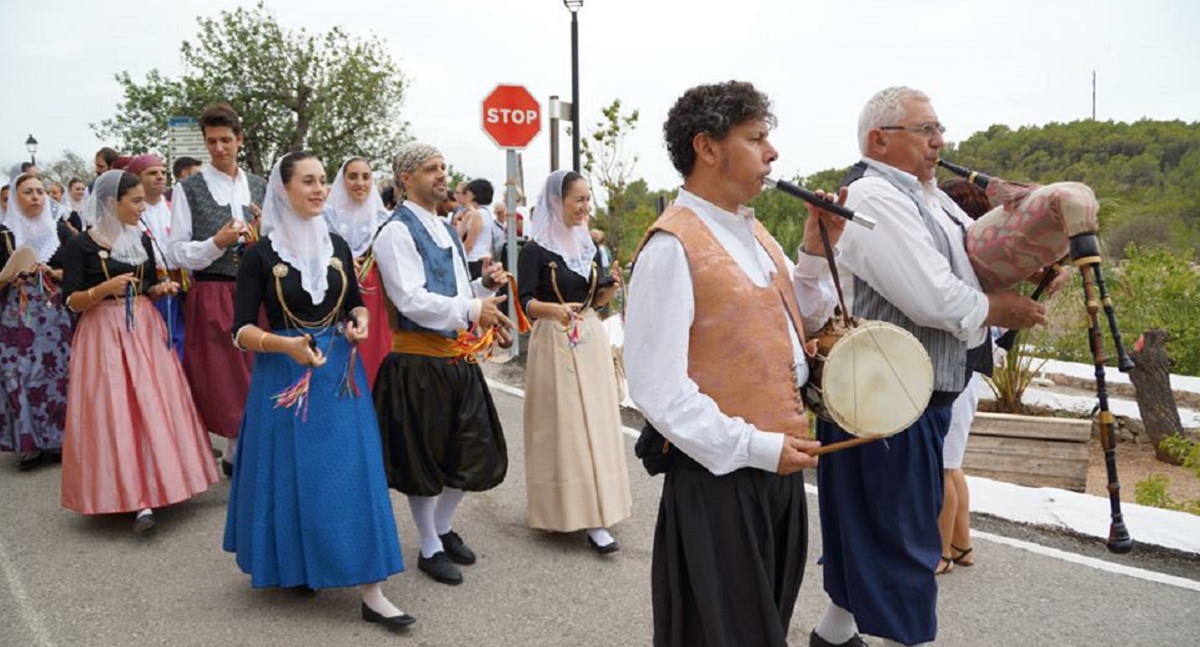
left=624, top=81, right=844, bottom=647
left=372, top=143, right=512, bottom=587
left=168, top=104, right=267, bottom=473
left=129, top=153, right=186, bottom=359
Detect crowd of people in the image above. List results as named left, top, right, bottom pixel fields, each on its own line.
left=0, top=82, right=1040, bottom=645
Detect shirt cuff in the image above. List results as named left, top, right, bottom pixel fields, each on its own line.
left=747, top=430, right=785, bottom=473
left=793, top=247, right=836, bottom=278
left=202, top=238, right=225, bottom=265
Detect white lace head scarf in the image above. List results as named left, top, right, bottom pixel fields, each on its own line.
left=261, top=153, right=335, bottom=304
left=2, top=173, right=61, bottom=263
left=531, top=170, right=596, bottom=279
left=87, top=170, right=149, bottom=266
left=324, top=157, right=388, bottom=257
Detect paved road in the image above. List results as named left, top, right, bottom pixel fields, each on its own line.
left=2, top=386, right=1198, bottom=647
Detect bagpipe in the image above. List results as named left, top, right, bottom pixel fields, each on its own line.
left=940, top=159, right=1134, bottom=554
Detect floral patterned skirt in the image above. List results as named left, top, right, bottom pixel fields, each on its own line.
left=0, top=283, right=73, bottom=453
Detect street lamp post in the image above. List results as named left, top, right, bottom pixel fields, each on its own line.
left=25, top=134, right=38, bottom=166
left=563, top=0, right=583, bottom=172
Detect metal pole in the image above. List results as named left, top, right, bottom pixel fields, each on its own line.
left=549, top=95, right=560, bottom=172
left=505, top=148, right=520, bottom=358
left=570, top=11, right=581, bottom=172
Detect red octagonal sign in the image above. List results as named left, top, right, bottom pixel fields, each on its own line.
left=482, top=84, right=542, bottom=149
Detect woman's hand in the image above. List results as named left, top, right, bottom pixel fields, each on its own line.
left=285, top=335, right=327, bottom=368
left=609, top=260, right=623, bottom=288
left=556, top=302, right=582, bottom=326
left=345, top=313, right=369, bottom=344
left=148, top=281, right=180, bottom=299
left=37, top=264, right=63, bottom=284
left=100, top=273, right=139, bottom=298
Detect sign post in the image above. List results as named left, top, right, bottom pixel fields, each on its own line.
left=482, top=84, right=542, bottom=359
left=167, top=116, right=211, bottom=166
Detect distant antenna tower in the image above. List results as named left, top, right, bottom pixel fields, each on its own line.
left=1092, top=70, right=1097, bottom=120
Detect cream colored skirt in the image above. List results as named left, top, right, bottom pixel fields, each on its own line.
left=524, top=309, right=632, bottom=531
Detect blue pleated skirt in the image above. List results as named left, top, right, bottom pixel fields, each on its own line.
left=223, top=328, right=404, bottom=589
left=816, top=405, right=951, bottom=645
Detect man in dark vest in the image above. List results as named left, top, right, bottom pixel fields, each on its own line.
left=809, top=86, right=1045, bottom=647
left=168, top=103, right=266, bottom=474
left=372, top=143, right=512, bottom=587
left=625, top=80, right=845, bottom=647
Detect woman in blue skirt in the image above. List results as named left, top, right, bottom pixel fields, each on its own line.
left=224, top=151, right=411, bottom=630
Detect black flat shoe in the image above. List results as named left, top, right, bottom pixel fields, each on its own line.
left=417, top=552, right=463, bottom=585
left=438, top=530, right=477, bottom=565
left=809, top=630, right=870, bottom=647
left=133, top=513, right=157, bottom=535
left=18, top=452, right=44, bottom=471
left=587, top=536, right=620, bottom=555
left=361, top=602, right=416, bottom=630
left=221, top=460, right=233, bottom=478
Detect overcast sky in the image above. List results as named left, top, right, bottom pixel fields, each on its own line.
left=4, top=0, right=1199, bottom=196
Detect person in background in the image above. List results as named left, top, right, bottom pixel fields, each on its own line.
left=64, top=178, right=87, bottom=231
left=45, top=180, right=65, bottom=204
left=590, top=229, right=612, bottom=275
left=0, top=185, right=9, bottom=213
left=225, top=151, right=410, bottom=630
left=58, top=170, right=216, bottom=533
left=130, top=154, right=187, bottom=359
left=0, top=173, right=76, bottom=470
left=459, top=179, right=497, bottom=279
left=94, top=147, right=120, bottom=179
left=519, top=169, right=630, bottom=555
left=167, top=156, right=204, bottom=203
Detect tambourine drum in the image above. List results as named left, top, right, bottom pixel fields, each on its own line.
left=967, top=181, right=1099, bottom=293
left=801, top=319, right=934, bottom=439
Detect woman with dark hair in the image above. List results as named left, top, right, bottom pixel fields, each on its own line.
left=0, top=173, right=75, bottom=470
left=460, top=178, right=498, bottom=279
left=322, top=157, right=393, bottom=387
left=65, top=178, right=87, bottom=231
left=519, top=169, right=630, bottom=554
left=58, top=170, right=218, bottom=533
left=224, top=152, right=410, bottom=630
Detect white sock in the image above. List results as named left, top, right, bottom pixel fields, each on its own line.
left=814, top=601, right=858, bottom=644
left=136, top=508, right=153, bottom=519
left=360, top=581, right=404, bottom=617
left=433, top=488, right=465, bottom=536
left=226, top=437, right=238, bottom=464
left=408, top=495, right=443, bottom=557
left=586, top=528, right=615, bottom=546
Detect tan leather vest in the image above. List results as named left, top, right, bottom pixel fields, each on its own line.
left=634, top=206, right=809, bottom=437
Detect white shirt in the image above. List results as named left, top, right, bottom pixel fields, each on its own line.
left=168, top=165, right=252, bottom=271
left=841, top=159, right=989, bottom=347
left=465, top=205, right=496, bottom=262
left=374, top=200, right=494, bottom=330
left=625, top=189, right=838, bottom=476
left=141, top=198, right=176, bottom=270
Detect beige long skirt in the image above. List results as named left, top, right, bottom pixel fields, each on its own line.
left=524, top=309, right=632, bottom=531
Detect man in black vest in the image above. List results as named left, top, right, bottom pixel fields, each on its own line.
left=809, top=87, right=1045, bottom=647
left=168, top=103, right=266, bottom=474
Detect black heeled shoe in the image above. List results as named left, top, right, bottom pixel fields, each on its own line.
left=361, top=602, right=416, bottom=630
left=587, top=535, right=620, bottom=555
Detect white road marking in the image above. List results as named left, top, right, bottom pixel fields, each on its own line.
left=0, top=536, right=56, bottom=646
left=487, top=378, right=1200, bottom=594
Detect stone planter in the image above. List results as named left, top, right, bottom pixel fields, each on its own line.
left=963, top=412, right=1093, bottom=492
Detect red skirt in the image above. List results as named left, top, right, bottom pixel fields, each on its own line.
left=61, top=298, right=220, bottom=515
left=358, top=264, right=392, bottom=390
left=182, top=280, right=254, bottom=438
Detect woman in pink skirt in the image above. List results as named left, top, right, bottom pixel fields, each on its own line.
left=59, top=170, right=219, bottom=533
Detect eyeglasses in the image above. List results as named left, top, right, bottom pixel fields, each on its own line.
left=880, top=122, right=946, bottom=138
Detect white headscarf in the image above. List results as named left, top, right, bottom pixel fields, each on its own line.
left=2, top=174, right=61, bottom=263
left=531, top=170, right=596, bottom=279
left=87, top=170, right=149, bottom=266
left=261, top=154, right=335, bottom=304
left=323, top=157, right=389, bottom=257
left=65, top=183, right=86, bottom=216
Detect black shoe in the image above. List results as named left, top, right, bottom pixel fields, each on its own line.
left=221, top=460, right=233, bottom=478
left=438, top=530, right=477, bottom=565
left=44, top=450, right=62, bottom=464
left=133, top=512, right=157, bottom=535
left=18, top=451, right=44, bottom=471
left=587, top=535, right=620, bottom=555
left=417, top=552, right=463, bottom=585
left=361, top=602, right=416, bottom=630
left=809, top=630, right=870, bottom=647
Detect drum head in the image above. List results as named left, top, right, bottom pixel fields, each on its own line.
left=821, top=321, right=933, bottom=438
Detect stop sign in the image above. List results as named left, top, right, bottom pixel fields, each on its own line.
left=482, top=85, right=542, bottom=149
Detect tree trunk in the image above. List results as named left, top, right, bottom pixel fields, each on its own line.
left=1128, top=328, right=1185, bottom=464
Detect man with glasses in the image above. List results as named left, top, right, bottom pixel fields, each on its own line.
left=809, top=87, right=1044, bottom=647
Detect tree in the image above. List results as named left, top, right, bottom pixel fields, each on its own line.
left=93, top=1, right=410, bottom=176
left=581, top=99, right=639, bottom=256
left=41, top=150, right=93, bottom=184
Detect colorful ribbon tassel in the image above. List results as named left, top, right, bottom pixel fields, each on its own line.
left=339, top=346, right=362, bottom=399
left=272, top=369, right=313, bottom=422
left=124, top=283, right=136, bottom=332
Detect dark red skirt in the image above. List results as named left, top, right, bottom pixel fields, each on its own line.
left=357, top=264, right=392, bottom=390
left=182, top=280, right=254, bottom=438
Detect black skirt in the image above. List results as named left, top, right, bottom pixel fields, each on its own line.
left=652, top=452, right=808, bottom=647
left=372, top=352, right=508, bottom=496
